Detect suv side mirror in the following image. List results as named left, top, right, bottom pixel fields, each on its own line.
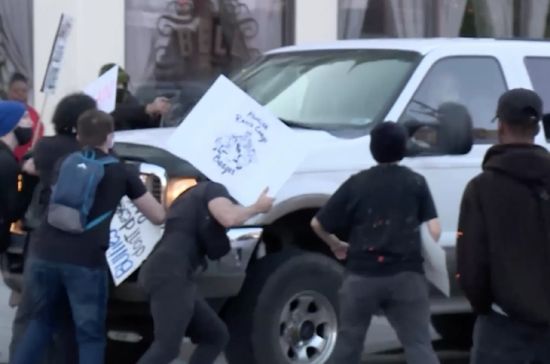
left=404, top=102, right=473, bottom=156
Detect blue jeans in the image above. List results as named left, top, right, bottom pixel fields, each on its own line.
left=471, top=313, right=550, bottom=364
left=11, top=259, right=108, bottom=364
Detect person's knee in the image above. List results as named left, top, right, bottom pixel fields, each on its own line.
left=211, top=322, right=229, bottom=349
left=154, top=337, right=182, bottom=359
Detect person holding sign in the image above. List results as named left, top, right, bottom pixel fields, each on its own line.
left=99, top=64, right=171, bottom=130
left=138, top=182, right=273, bottom=364
left=311, top=122, right=441, bottom=364
left=12, top=110, right=166, bottom=364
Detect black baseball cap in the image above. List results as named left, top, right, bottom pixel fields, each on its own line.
left=494, top=88, right=543, bottom=125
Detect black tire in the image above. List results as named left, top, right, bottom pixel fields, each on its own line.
left=105, top=319, right=153, bottom=364
left=224, top=252, right=344, bottom=364
left=431, top=313, right=475, bottom=349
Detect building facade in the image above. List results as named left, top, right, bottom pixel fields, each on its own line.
left=1, top=0, right=549, bottom=131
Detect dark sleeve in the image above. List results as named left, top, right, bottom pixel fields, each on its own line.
left=205, top=182, right=233, bottom=203
left=32, top=139, right=50, bottom=176
left=315, top=177, right=354, bottom=234
left=111, top=105, right=159, bottom=130
left=0, top=155, right=21, bottom=222
left=456, top=180, right=492, bottom=314
left=418, top=176, right=437, bottom=222
left=124, top=164, right=147, bottom=200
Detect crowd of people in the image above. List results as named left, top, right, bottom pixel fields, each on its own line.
left=0, top=64, right=548, bottom=364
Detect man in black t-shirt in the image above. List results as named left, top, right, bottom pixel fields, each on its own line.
left=138, top=182, right=273, bottom=364
left=311, top=122, right=441, bottom=364
left=12, top=110, right=166, bottom=364
left=11, top=93, right=98, bottom=364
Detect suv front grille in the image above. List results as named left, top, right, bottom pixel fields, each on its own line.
left=140, top=173, right=163, bottom=203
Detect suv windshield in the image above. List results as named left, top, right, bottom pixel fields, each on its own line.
left=160, top=49, right=420, bottom=130
left=233, top=50, right=420, bottom=130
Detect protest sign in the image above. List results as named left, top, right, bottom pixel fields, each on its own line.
left=421, top=225, right=450, bottom=297
left=167, top=75, right=309, bottom=206
left=84, top=65, right=118, bottom=113
left=107, top=197, right=163, bottom=286
left=41, top=14, right=73, bottom=94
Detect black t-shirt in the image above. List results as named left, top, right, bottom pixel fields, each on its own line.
left=146, top=181, right=232, bottom=274
left=34, top=135, right=81, bottom=201
left=30, top=150, right=147, bottom=268
left=316, top=165, right=437, bottom=276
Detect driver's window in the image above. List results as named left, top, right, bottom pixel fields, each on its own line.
left=399, top=57, right=507, bottom=154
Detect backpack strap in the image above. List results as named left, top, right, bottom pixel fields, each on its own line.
left=82, top=152, right=119, bottom=230
left=85, top=210, right=113, bottom=230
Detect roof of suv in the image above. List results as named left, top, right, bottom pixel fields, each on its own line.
left=267, top=38, right=550, bottom=56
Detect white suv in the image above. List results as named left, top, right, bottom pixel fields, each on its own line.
left=9, top=38, right=550, bottom=364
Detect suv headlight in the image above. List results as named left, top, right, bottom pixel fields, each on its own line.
left=166, top=178, right=197, bottom=206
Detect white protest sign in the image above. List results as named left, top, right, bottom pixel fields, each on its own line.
left=84, top=65, right=118, bottom=113
left=421, top=225, right=450, bottom=297
left=167, top=75, right=309, bottom=206
left=107, top=197, right=163, bottom=286
left=41, top=14, right=73, bottom=94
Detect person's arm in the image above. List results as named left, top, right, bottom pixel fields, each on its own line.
left=22, top=157, right=38, bottom=176
left=132, top=192, right=166, bottom=225
left=311, top=177, right=354, bottom=260
left=125, top=164, right=166, bottom=225
left=111, top=97, right=170, bottom=130
left=456, top=180, right=492, bottom=314
left=208, top=188, right=273, bottom=228
left=311, top=217, right=349, bottom=260
left=427, top=218, right=441, bottom=242
left=418, top=176, right=440, bottom=241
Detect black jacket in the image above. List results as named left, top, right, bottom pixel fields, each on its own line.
left=0, top=142, right=25, bottom=251
left=457, top=144, right=550, bottom=325
left=111, top=91, right=160, bottom=130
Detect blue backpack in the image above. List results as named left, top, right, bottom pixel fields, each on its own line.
left=47, top=149, right=118, bottom=233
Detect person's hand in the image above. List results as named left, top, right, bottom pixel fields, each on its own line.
left=146, top=97, right=171, bottom=116
left=331, top=241, right=349, bottom=260
left=254, top=187, right=274, bottom=214
left=22, top=158, right=37, bottom=176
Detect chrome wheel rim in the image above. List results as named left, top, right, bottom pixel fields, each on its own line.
left=278, top=291, right=338, bottom=363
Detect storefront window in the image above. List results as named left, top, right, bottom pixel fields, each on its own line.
left=338, top=0, right=550, bottom=39
left=0, top=0, right=34, bottom=98
left=125, top=0, right=291, bottom=101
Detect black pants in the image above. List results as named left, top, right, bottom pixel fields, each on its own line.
left=471, top=312, right=550, bottom=364
left=137, top=274, right=229, bottom=364
left=329, top=271, right=439, bottom=364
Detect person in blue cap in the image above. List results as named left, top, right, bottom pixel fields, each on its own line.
left=0, top=101, right=33, bottom=251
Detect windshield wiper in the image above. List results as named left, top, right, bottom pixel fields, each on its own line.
left=278, top=118, right=319, bottom=130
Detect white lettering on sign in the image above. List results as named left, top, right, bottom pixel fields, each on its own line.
left=107, top=197, right=163, bottom=286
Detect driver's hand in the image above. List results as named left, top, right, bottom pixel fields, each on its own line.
left=146, top=97, right=171, bottom=116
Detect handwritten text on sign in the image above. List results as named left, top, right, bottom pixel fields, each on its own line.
left=167, top=75, right=310, bottom=206
left=107, top=197, right=163, bottom=286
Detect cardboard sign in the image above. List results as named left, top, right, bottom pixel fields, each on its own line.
left=421, top=225, right=450, bottom=297
left=41, top=14, right=73, bottom=94
left=167, top=75, right=309, bottom=206
left=84, top=65, right=118, bottom=113
left=107, top=197, right=163, bottom=286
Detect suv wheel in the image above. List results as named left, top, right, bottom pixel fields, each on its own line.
left=225, top=252, right=343, bottom=364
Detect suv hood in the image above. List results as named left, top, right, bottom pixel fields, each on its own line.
left=115, top=127, right=374, bottom=173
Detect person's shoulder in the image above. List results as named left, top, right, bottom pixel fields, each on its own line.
left=393, top=165, right=427, bottom=184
